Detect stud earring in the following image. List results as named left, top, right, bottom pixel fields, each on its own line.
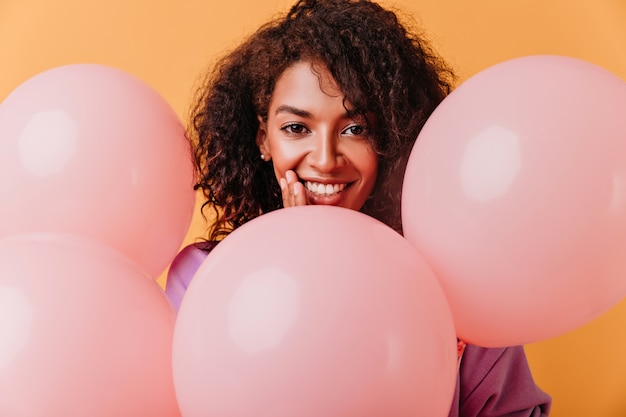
left=261, top=154, right=266, bottom=160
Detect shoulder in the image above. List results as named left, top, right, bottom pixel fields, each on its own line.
left=164, top=241, right=218, bottom=311
left=456, top=344, right=551, bottom=416
left=169, top=241, right=217, bottom=280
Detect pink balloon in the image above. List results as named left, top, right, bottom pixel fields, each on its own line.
left=0, top=233, right=180, bottom=416
left=173, top=206, right=457, bottom=417
left=0, top=64, right=195, bottom=278
left=402, top=55, right=626, bottom=347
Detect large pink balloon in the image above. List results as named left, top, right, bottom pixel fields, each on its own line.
left=0, top=233, right=180, bottom=417
left=402, top=55, right=626, bottom=347
left=0, top=64, right=195, bottom=278
left=173, top=206, right=457, bottom=417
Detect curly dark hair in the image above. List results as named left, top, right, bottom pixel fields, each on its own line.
left=189, top=0, right=455, bottom=241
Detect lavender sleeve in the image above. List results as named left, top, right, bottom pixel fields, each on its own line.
left=448, top=344, right=552, bottom=417
left=165, top=242, right=215, bottom=311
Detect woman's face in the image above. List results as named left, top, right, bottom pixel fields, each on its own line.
left=257, top=61, right=378, bottom=211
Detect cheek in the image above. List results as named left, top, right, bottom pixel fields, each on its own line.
left=362, top=157, right=380, bottom=199
left=364, top=162, right=379, bottom=194
left=269, top=146, right=304, bottom=178
left=356, top=148, right=379, bottom=185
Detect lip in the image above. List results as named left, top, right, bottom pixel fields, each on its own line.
left=304, top=180, right=347, bottom=196
left=306, top=190, right=344, bottom=206
left=301, top=179, right=354, bottom=206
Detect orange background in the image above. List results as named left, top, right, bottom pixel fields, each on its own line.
left=1, top=0, right=625, bottom=415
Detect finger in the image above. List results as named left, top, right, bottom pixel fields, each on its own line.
left=279, top=171, right=306, bottom=208
left=279, top=177, right=293, bottom=208
left=292, top=181, right=307, bottom=206
left=285, top=170, right=307, bottom=206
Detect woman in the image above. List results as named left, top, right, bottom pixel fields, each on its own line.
left=166, top=1, right=552, bottom=415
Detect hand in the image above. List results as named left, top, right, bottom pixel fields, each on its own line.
left=279, top=170, right=307, bottom=208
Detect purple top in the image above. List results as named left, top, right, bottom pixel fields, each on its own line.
left=166, top=243, right=551, bottom=417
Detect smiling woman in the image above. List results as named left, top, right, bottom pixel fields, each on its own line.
left=164, top=1, right=553, bottom=417
left=256, top=61, right=379, bottom=210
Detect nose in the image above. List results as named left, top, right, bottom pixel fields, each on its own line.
left=309, top=131, right=343, bottom=172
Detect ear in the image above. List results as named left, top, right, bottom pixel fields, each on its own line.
left=256, top=115, right=271, bottom=161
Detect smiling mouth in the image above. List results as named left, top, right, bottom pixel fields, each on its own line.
left=304, top=181, right=348, bottom=197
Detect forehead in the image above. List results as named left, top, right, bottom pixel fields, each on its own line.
left=272, top=61, right=344, bottom=103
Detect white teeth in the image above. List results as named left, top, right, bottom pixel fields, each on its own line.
left=305, top=181, right=347, bottom=196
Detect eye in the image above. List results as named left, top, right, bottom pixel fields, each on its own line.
left=343, top=124, right=368, bottom=136
left=281, top=123, right=310, bottom=135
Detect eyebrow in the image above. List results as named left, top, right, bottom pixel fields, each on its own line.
left=274, top=104, right=364, bottom=120
left=274, top=105, right=312, bottom=118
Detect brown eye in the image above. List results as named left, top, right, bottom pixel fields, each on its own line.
left=282, top=123, right=310, bottom=135
left=343, top=124, right=367, bottom=136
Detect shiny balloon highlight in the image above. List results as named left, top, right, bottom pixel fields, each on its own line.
left=0, top=233, right=180, bottom=417
left=173, top=206, right=458, bottom=417
left=0, top=64, right=195, bottom=278
left=402, top=55, right=626, bottom=347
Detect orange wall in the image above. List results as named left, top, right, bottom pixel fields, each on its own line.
left=2, top=0, right=625, bottom=415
